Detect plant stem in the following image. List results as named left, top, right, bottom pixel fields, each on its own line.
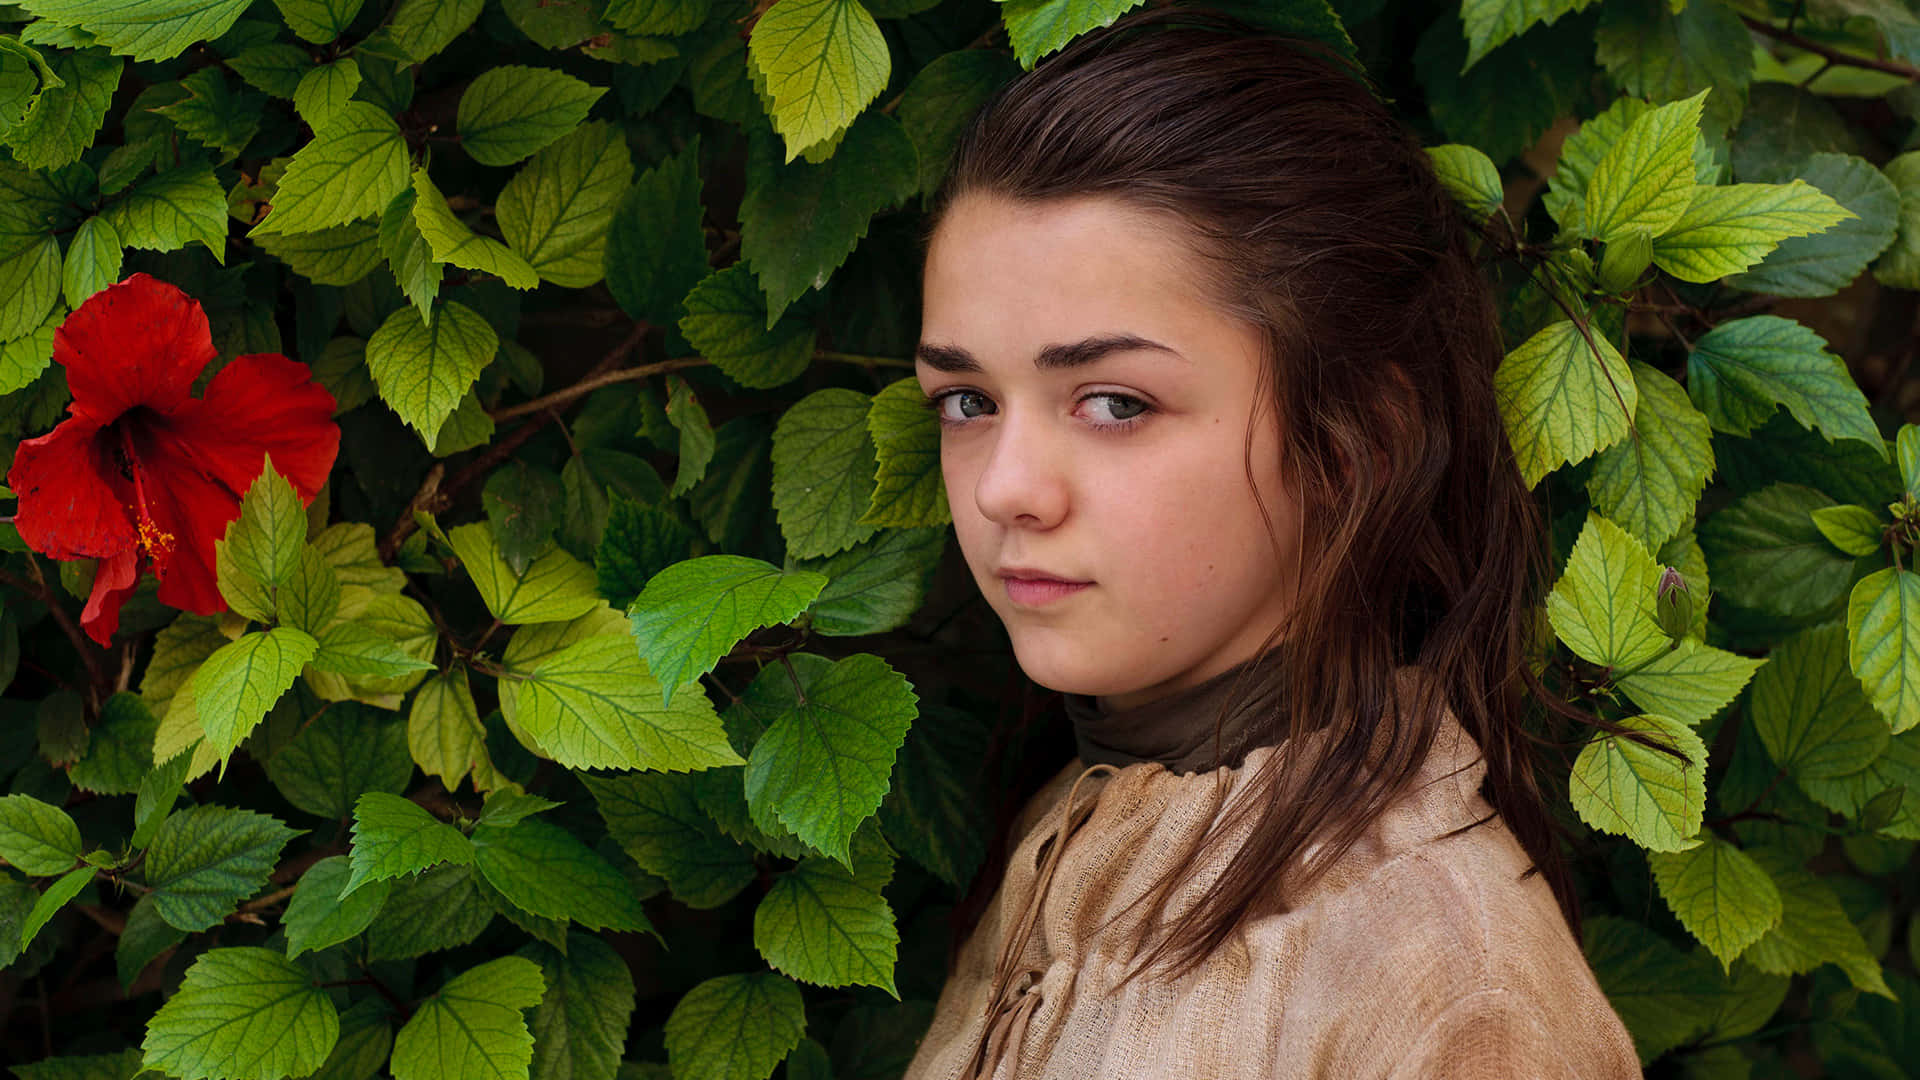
left=0, top=565, right=107, bottom=707
left=1744, top=15, right=1920, bottom=81
left=487, top=355, right=709, bottom=423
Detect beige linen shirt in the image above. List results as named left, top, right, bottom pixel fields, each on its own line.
left=902, top=694, right=1643, bottom=1079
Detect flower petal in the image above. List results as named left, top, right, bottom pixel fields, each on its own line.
left=127, top=426, right=239, bottom=617
left=80, top=547, right=139, bottom=645
left=165, top=352, right=340, bottom=498
left=56, top=273, right=216, bottom=426
left=6, top=416, right=134, bottom=560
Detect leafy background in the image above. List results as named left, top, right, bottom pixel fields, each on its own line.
left=0, top=0, right=1915, bottom=1077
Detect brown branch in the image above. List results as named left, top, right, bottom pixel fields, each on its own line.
left=0, top=566, right=107, bottom=706
left=1744, top=15, right=1920, bottom=81
left=486, top=355, right=707, bottom=423
left=379, top=322, right=655, bottom=560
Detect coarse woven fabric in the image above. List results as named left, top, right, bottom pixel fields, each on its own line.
left=903, top=668, right=1643, bottom=1079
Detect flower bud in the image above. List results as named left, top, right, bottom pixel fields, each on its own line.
left=1597, top=229, right=1653, bottom=294
left=1656, top=566, right=1693, bottom=643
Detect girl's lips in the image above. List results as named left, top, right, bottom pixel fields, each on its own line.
left=1003, top=577, right=1092, bottom=606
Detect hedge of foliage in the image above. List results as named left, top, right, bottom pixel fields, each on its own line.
left=0, top=0, right=1915, bottom=1077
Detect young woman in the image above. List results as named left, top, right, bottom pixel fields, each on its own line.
left=902, top=9, right=1644, bottom=1079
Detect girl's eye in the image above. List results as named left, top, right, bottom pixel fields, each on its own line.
left=1085, top=393, right=1150, bottom=424
left=926, top=389, right=995, bottom=423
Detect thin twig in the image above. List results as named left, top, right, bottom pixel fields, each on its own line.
left=1744, top=15, right=1920, bottom=81
left=486, top=355, right=708, bottom=423
left=0, top=565, right=107, bottom=705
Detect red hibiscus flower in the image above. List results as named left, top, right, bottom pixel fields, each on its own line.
left=7, top=273, right=339, bottom=645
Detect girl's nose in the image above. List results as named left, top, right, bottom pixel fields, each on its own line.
left=969, top=406, right=1070, bottom=530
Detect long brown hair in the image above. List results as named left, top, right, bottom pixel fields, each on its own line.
left=930, top=7, right=1652, bottom=984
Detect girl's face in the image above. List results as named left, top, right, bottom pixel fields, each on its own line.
left=918, top=193, right=1302, bottom=712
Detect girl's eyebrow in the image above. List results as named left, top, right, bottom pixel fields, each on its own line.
left=915, top=334, right=1186, bottom=374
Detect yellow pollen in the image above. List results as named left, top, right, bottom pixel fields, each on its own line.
left=136, top=517, right=175, bottom=559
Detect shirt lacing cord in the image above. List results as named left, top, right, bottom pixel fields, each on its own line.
left=963, top=762, right=1121, bottom=1080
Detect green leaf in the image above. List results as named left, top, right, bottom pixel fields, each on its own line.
left=0, top=303, right=60, bottom=395
left=662, top=973, right=806, bottom=1080
left=114, top=892, right=183, bottom=988
left=859, top=376, right=948, bottom=529
left=283, top=854, right=389, bottom=960
left=385, top=0, right=483, bottom=62
left=391, top=956, right=545, bottom=1080
left=1729, top=153, right=1901, bottom=298
left=1593, top=0, right=1751, bottom=131
left=581, top=770, right=756, bottom=909
left=678, top=264, right=814, bottom=391
left=744, top=652, right=916, bottom=865
left=450, top=521, right=602, bottom=625
left=409, top=667, right=505, bottom=795
left=265, top=703, right=412, bottom=820
left=605, top=0, right=709, bottom=34
left=458, top=65, right=604, bottom=168
left=1494, top=319, right=1637, bottom=487
left=999, top=0, right=1146, bottom=68
left=628, top=555, right=828, bottom=704
left=1872, top=150, right=1920, bottom=288
left=276, top=0, right=366, bottom=43
left=1698, top=483, right=1858, bottom=619
left=14, top=1050, right=147, bottom=1080
left=1899, top=423, right=1920, bottom=500
left=366, top=299, right=498, bottom=442
left=1744, top=847, right=1893, bottom=997
left=747, top=0, right=889, bottom=160
left=217, top=456, right=306, bottom=592
left=61, top=215, right=120, bottom=309
left=312, top=621, right=437, bottom=678
left=379, top=188, right=438, bottom=322
left=521, top=933, right=637, bottom=1080
left=497, top=120, right=632, bottom=290
left=754, top=834, right=898, bottom=994
left=665, top=373, right=713, bottom=499
left=1648, top=835, right=1782, bottom=970
left=606, top=138, right=707, bottom=327
left=228, top=43, right=311, bottom=98
left=141, top=947, right=339, bottom=1080
left=1652, top=180, right=1855, bottom=282
left=69, top=692, right=158, bottom=796
left=1848, top=567, right=1920, bottom=734
left=1582, top=915, right=1726, bottom=1062
left=277, top=545, right=341, bottom=635
left=1812, top=504, right=1886, bottom=556
left=0, top=793, right=80, bottom=875
left=1568, top=713, right=1708, bottom=852
left=365, top=862, right=493, bottom=961
left=471, top=816, right=652, bottom=933
left=799, top=526, right=947, bottom=638
left=342, top=791, right=473, bottom=897
left=896, top=48, right=1021, bottom=197
left=5, top=47, right=118, bottom=170
left=15, top=0, right=248, bottom=61
left=146, top=804, right=299, bottom=932
left=293, top=57, right=361, bottom=130
left=1585, top=88, right=1709, bottom=241
left=409, top=166, right=538, bottom=288
left=251, top=102, right=409, bottom=236
left=1458, top=0, right=1597, bottom=70
left=1587, top=361, right=1713, bottom=552
left=154, top=67, right=263, bottom=162
left=596, top=498, right=697, bottom=611
left=878, top=702, right=988, bottom=886
left=1697, top=313, right=1873, bottom=447
left=1548, top=513, right=1668, bottom=669
left=0, top=233, right=65, bottom=344
left=771, top=387, right=882, bottom=558
left=483, top=462, right=564, bottom=575
left=1425, top=143, right=1505, bottom=221
left=20, top=864, right=90, bottom=952
left=191, top=629, right=320, bottom=761
left=505, top=631, right=744, bottom=771
left=740, top=112, right=917, bottom=325
left=1615, top=638, right=1764, bottom=728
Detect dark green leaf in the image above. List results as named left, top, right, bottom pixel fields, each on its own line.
left=146, top=804, right=300, bottom=932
